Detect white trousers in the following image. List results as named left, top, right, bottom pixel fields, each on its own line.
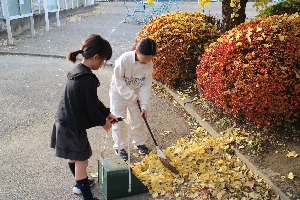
left=110, top=84, right=148, bottom=150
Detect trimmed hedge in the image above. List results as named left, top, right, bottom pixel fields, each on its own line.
left=258, top=0, right=300, bottom=17
left=133, top=12, right=221, bottom=88
left=196, top=13, right=300, bottom=126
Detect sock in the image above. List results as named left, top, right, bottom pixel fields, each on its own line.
left=68, top=162, right=75, bottom=176
left=68, top=162, right=79, bottom=189
left=76, top=177, right=93, bottom=200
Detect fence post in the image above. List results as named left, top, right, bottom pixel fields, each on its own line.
left=43, top=0, right=60, bottom=31
left=2, top=0, right=13, bottom=44
left=2, top=0, right=35, bottom=44
left=65, top=0, right=68, bottom=10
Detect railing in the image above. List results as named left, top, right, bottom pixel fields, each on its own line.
left=123, top=0, right=181, bottom=24
left=0, top=1, right=3, bottom=19
left=0, top=0, right=95, bottom=17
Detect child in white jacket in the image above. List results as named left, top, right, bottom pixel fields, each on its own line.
left=110, top=38, right=157, bottom=160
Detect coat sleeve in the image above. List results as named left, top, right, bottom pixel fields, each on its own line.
left=138, top=63, right=153, bottom=110
left=97, top=99, right=110, bottom=117
left=78, top=76, right=107, bottom=127
left=113, top=58, right=137, bottom=102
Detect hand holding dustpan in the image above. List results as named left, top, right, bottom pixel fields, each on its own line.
left=137, top=102, right=179, bottom=174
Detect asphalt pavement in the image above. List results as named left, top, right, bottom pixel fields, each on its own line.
left=0, top=2, right=285, bottom=200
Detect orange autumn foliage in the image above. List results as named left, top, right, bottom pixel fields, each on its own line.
left=196, top=13, right=300, bottom=126
left=134, top=12, right=221, bottom=88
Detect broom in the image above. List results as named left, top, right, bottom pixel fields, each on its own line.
left=138, top=102, right=179, bottom=174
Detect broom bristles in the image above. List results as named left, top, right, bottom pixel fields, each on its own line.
left=159, top=158, right=179, bottom=174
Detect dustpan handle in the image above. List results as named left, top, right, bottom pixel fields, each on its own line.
left=137, top=102, right=159, bottom=146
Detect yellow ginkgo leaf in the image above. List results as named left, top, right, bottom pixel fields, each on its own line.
left=296, top=72, right=300, bottom=79
left=245, top=180, right=255, bottom=188
left=278, top=34, right=285, bottom=41
left=286, top=151, right=298, bottom=157
left=216, top=159, right=224, bottom=165
left=152, top=192, right=159, bottom=198
left=178, top=94, right=187, bottom=100
left=271, top=25, right=278, bottom=30
left=90, top=172, right=98, bottom=178
left=287, top=172, right=294, bottom=180
left=236, top=42, right=243, bottom=47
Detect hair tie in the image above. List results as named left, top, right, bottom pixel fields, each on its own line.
left=78, top=50, right=83, bottom=54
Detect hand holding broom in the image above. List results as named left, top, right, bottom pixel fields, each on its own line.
left=137, top=102, right=179, bottom=174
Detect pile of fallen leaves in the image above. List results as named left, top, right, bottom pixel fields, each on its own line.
left=131, top=126, right=279, bottom=199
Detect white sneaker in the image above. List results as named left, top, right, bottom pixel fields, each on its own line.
left=73, top=177, right=95, bottom=195
left=73, top=186, right=81, bottom=194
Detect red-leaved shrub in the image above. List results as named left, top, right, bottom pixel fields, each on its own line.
left=196, top=13, right=300, bottom=126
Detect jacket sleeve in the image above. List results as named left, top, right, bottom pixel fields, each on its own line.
left=113, top=58, right=137, bottom=102
left=98, top=99, right=110, bottom=117
left=79, top=76, right=107, bottom=127
left=138, top=63, right=153, bottom=110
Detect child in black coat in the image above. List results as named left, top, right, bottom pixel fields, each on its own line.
left=50, top=34, right=117, bottom=200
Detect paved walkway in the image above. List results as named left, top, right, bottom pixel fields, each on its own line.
left=0, top=2, right=285, bottom=200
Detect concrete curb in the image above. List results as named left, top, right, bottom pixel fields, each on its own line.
left=0, top=51, right=65, bottom=58
left=0, top=52, right=114, bottom=66
left=152, top=79, right=290, bottom=200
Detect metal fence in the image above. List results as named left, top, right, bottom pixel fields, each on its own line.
left=0, top=0, right=95, bottom=18
left=0, top=1, right=2, bottom=18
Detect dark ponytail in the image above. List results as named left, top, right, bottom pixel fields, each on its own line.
left=66, top=34, right=112, bottom=63
left=66, top=50, right=83, bottom=63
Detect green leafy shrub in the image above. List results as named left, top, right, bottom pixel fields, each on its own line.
left=133, top=12, right=221, bottom=88
left=196, top=13, right=300, bottom=126
left=257, top=0, right=300, bottom=17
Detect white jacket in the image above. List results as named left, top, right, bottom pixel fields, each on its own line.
left=111, top=50, right=153, bottom=110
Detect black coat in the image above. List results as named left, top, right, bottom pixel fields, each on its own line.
left=55, top=63, right=110, bottom=131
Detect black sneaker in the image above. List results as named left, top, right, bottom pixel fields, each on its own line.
left=73, top=177, right=95, bottom=195
left=135, top=145, right=149, bottom=155
left=115, top=149, right=128, bottom=161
